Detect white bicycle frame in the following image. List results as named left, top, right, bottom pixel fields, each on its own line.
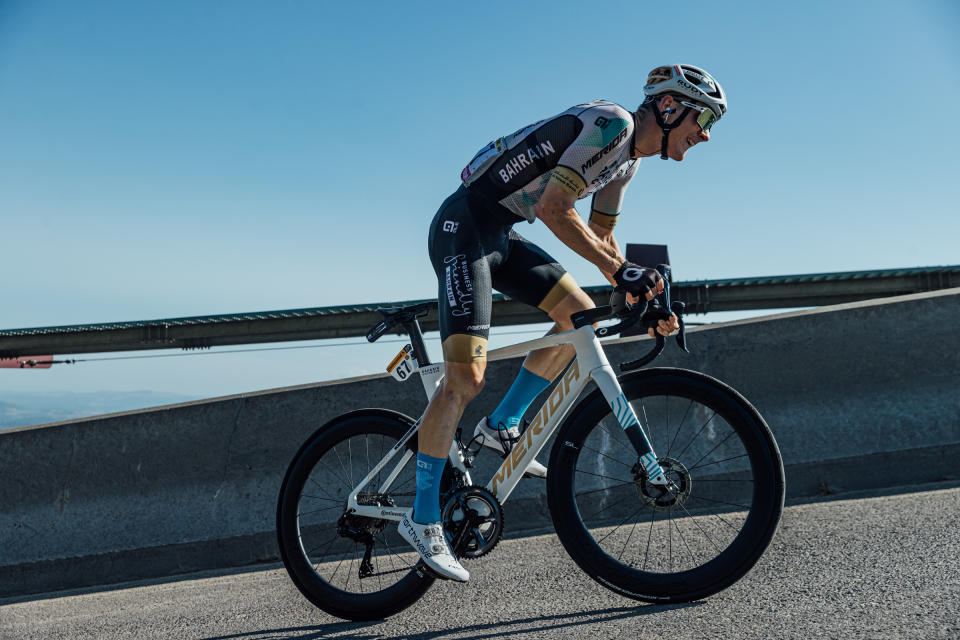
left=345, top=322, right=669, bottom=522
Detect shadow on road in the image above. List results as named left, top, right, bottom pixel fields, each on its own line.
left=198, top=602, right=702, bottom=640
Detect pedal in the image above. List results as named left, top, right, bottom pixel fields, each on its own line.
left=415, top=560, right=458, bottom=582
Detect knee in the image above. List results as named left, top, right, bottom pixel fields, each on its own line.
left=550, top=290, right=596, bottom=330
left=441, top=366, right=485, bottom=404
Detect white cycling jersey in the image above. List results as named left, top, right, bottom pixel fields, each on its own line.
left=460, top=100, right=640, bottom=224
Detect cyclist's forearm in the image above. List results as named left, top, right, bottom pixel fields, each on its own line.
left=597, top=229, right=624, bottom=286
left=537, top=206, right=623, bottom=277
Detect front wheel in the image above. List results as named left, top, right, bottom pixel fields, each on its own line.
left=547, top=368, right=784, bottom=603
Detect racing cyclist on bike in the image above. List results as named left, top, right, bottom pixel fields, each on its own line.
left=398, top=64, right=727, bottom=581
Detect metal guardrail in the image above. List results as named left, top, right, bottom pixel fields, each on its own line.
left=1, top=266, right=957, bottom=358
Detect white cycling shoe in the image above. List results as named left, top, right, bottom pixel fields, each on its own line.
left=397, top=510, right=469, bottom=582
left=473, top=417, right=547, bottom=478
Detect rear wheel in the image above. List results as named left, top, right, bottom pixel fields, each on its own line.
left=547, top=368, right=784, bottom=602
left=276, top=411, right=452, bottom=621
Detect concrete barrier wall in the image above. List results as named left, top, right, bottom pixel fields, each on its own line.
left=1, top=289, right=958, bottom=598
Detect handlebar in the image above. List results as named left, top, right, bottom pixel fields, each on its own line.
left=570, top=264, right=690, bottom=371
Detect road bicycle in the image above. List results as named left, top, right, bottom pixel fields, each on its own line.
left=276, top=266, right=785, bottom=621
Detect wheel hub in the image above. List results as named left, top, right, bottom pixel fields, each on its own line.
left=634, top=456, right=692, bottom=511
left=336, top=493, right=392, bottom=542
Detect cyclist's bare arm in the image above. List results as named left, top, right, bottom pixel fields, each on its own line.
left=534, top=178, right=626, bottom=282
left=588, top=177, right=631, bottom=288
left=535, top=176, right=661, bottom=303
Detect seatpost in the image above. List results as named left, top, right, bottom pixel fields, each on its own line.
left=402, top=318, right=431, bottom=367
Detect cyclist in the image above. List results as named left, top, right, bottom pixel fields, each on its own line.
left=398, top=64, right=727, bottom=581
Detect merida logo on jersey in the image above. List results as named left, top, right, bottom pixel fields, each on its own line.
left=582, top=128, right=629, bottom=173
left=498, top=141, right=556, bottom=183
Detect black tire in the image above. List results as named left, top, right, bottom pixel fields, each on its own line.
left=276, top=409, right=449, bottom=621
left=547, top=368, right=784, bottom=603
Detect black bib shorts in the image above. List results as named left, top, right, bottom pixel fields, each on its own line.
left=428, top=185, right=578, bottom=364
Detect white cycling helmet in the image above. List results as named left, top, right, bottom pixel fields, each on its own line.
left=644, top=64, right=727, bottom=119
left=643, top=64, right=727, bottom=159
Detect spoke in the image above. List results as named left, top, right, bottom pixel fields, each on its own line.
left=664, top=395, right=669, bottom=452
left=637, top=400, right=652, bottom=447
left=675, top=410, right=719, bottom=460
left=688, top=453, right=749, bottom=472
left=666, top=398, right=695, bottom=458
left=616, top=519, right=641, bottom=562
left=695, top=477, right=754, bottom=483
left=575, top=468, right=634, bottom=485
left=686, top=494, right=752, bottom=511
left=300, top=494, right=343, bottom=503
left=348, top=438, right=354, bottom=495
left=579, top=442, right=636, bottom=469
left=327, top=553, right=347, bottom=585
left=305, top=534, right=342, bottom=559
left=706, top=510, right=742, bottom=533
left=298, top=504, right=344, bottom=517
left=642, top=509, right=656, bottom=571
left=343, top=543, right=356, bottom=592
left=375, top=532, right=419, bottom=571
left=306, top=475, right=344, bottom=504
left=672, top=514, right=698, bottom=568
left=390, top=475, right=416, bottom=493
left=596, top=419, right=633, bottom=452
left=680, top=500, right=745, bottom=534
left=574, top=481, right=636, bottom=500
left=332, top=443, right=353, bottom=492
left=354, top=544, right=363, bottom=594
left=314, top=455, right=352, bottom=493
left=688, top=429, right=738, bottom=471
left=596, top=503, right=648, bottom=546
left=581, top=490, right=643, bottom=523
left=676, top=503, right=723, bottom=552
left=365, top=435, right=371, bottom=491
left=668, top=504, right=673, bottom=572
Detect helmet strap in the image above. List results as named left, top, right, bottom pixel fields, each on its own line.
left=651, top=104, right=692, bottom=160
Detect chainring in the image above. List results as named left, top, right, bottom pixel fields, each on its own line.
left=441, top=485, right=504, bottom=559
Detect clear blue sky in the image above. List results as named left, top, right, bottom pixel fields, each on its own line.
left=1, top=0, right=958, bottom=403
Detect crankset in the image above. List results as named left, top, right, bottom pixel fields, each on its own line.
left=442, top=485, right=504, bottom=559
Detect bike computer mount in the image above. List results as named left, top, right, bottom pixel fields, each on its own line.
left=570, top=264, right=689, bottom=372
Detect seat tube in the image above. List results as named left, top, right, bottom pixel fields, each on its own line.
left=588, top=353, right=670, bottom=486
left=402, top=318, right=431, bottom=367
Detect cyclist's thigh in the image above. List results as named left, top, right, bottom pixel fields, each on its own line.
left=428, top=188, right=494, bottom=364
left=492, top=230, right=581, bottom=316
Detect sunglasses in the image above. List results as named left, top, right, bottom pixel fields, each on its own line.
left=680, top=101, right=719, bottom=133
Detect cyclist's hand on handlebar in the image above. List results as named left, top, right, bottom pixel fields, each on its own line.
left=614, top=261, right=664, bottom=301
left=648, top=313, right=680, bottom=338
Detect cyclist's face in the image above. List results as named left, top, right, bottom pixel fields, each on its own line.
left=662, top=97, right=711, bottom=161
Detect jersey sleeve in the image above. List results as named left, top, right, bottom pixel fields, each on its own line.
left=548, top=105, right=634, bottom=199
left=588, top=161, right=638, bottom=229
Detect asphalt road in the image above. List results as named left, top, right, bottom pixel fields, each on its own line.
left=2, top=482, right=958, bottom=640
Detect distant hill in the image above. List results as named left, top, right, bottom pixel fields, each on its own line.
left=0, top=391, right=198, bottom=430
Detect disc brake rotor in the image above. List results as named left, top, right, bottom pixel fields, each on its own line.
left=634, top=456, right=692, bottom=511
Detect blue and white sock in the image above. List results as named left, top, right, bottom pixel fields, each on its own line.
left=412, top=452, right=446, bottom=524
left=489, top=367, right=551, bottom=430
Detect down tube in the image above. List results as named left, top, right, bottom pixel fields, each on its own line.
left=590, top=365, right=669, bottom=485
left=484, top=361, right=591, bottom=502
